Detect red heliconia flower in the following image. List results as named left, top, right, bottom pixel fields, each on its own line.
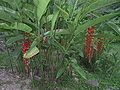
left=85, top=27, right=95, bottom=61
left=96, top=38, right=104, bottom=54
left=22, top=38, right=31, bottom=72
left=87, top=27, right=95, bottom=35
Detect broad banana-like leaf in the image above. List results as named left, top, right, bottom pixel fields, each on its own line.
left=36, top=0, right=50, bottom=21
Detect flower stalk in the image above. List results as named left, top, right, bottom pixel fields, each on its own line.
left=85, top=27, right=95, bottom=61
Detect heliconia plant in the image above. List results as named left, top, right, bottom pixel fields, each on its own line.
left=0, top=0, right=120, bottom=89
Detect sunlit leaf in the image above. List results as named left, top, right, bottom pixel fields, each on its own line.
left=37, top=0, right=50, bottom=21
left=24, top=46, right=39, bottom=59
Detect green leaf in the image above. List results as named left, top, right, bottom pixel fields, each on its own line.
left=33, top=0, right=39, bottom=6
left=84, top=0, right=120, bottom=15
left=6, top=35, right=24, bottom=45
left=75, top=13, right=120, bottom=35
left=24, top=46, right=39, bottom=59
left=51, top=38, right=66, bottom=53
left=13, top=23, right=32, bottom=33
left=44, top=31, right=51, bottom=36
left=51, top=11, right=59, bottom=33
left=75, top=0, right=120, bottom=23
left=107, top=22, right=120, bottom=36
left=30, top=38, right=39, bottom=48
left=71, top=58, right=86, bottom=79
left=79, top=51, right=84, bottom=57
left=22, top=19, right=38, bottom=30
left=56, top=67, right=65, bottom=79
left=55, top=4, right=69, bottom=19
left=55, top=29, right=70, bottom=35
left=2, top=0, right=21, bottom=10
left=0, top=6, right=20, bottom=22
left=0, top=23, right=11, bottom=30
left=37, top=0, right=50, bottom=21
left=0, top=23, right=32, bottom=33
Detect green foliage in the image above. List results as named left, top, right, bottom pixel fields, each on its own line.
left=75, top=13, right=120, bottom=35
left=71, top=58, right=86, bottom=79
left=36, top=0, right=50, bottom=22
left=0, top=23, right=32, bottom=33
left=6, top=35, right=23, bottom=45
left=0, top=0, right=120, bottom=89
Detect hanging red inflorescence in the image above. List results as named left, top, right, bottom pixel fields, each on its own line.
left=96, top=38, right=104, bottom=54
left=85, top=27, right=95, bottom=61
left=22, top=38, right=31, bottom=71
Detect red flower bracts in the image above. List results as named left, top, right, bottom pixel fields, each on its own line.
left=85, top=27, right=95, bottom=61
left=22, top=38, right=31, bottom=72
left=96, top=38, right=104, bottom=54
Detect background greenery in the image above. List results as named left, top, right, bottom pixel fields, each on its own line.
left=0, top=0, right=120, bottom=89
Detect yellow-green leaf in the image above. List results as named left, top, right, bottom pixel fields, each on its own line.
left=24, top=46, right=39, bottom=59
